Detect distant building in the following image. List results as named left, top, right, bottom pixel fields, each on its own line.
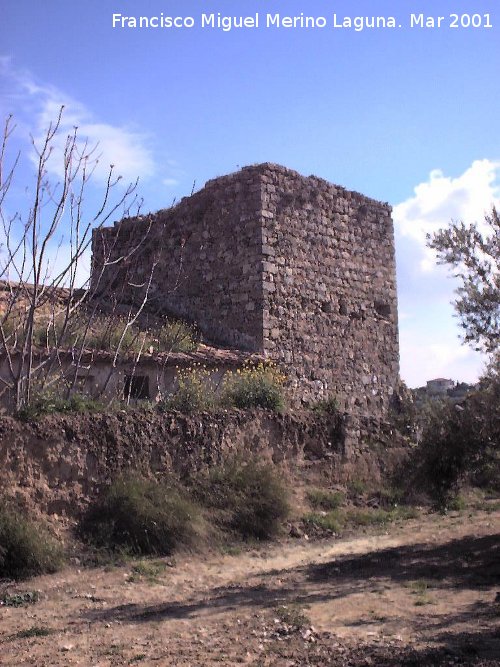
left=426, top=378, right=455, bottom=396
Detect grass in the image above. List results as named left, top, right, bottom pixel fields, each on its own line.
left=17, top=392, right=104, bottom=421
left=302, top=504, right=419, bottom=534
left=302, top=511, right=343, bottom=533
left=128, top=559, right=168, bottom=583
left=306, top=488, right=344, bottom=511
left=348, top=479, right=368, bottom=495
left=0, top=503, right=65, bottom=580
left=345, top=506, right=419, bottom=527
left=407, top=580, right=435, bottom=606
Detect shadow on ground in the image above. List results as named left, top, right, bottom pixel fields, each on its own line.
left=82, top=532, right=500, bottom=665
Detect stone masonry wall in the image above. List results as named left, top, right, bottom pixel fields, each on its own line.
left=92, top=169, right=265, bottom=351
left=92, top=164, right=399, bottom=416
left=258, top=165, right=399, bottom=415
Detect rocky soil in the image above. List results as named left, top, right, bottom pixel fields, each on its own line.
left=1, top=503, right=499, bottom=666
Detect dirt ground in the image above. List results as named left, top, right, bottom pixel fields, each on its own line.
left=1, top=503, right=499, bottom=666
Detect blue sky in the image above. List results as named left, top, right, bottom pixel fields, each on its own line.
left=1, top=0, right=499, bottom=386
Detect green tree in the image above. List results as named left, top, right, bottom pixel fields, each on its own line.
left=414, top=208, right=500, bottom=504
left=427, top=207, right=499, bottom=354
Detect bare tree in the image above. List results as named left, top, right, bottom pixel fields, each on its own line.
left=0, top=108, right=149, bottom=411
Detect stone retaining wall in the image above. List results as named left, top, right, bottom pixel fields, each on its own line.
left=0, top=410, right=406, bottom=518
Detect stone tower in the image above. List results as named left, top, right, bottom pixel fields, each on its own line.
left=91, top=163, right=399, bottom=415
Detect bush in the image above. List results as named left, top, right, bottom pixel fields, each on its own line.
left=79, top=475, right=199, bottom=556
left=0, top=504, right=64, bottom=579
left=160, top=365, right=215, bottom=413
left=221, top=363, right=286, bottom=411
left=311, top=395, right=339, bottom=415
left=194, top=458, right=290, bottom=540
left=407, top=367, right=499, bottom=507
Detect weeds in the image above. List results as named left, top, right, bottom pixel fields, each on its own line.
left=274, top=603, right=310, bottom=628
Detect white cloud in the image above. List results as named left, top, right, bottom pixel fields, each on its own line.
left=162, top=178, right=180, bottom=187
left=0, top=58, right=156, bottom=185
left=394, top=160, right=500, bottom=272
left=394, top=159, right=498, bottom=386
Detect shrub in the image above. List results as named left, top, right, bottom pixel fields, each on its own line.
left=221, top=362, right=286, bottom=411
left=194, top=458, right=290, bottom=540
left=0, top=504, right=65, bottom=580
left=79, top=475, right=199, bottom=556
left=160, top=365, right=215, bottom=413
left=408, top=367, right=500, bottom=507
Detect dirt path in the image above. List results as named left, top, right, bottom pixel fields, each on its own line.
left=1, top=505, right=499, bottom=666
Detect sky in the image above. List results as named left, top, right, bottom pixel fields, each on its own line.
left=0, top=0, right=499, bottom=387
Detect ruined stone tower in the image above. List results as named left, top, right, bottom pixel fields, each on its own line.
left=91, top=163, right=399, bottom=416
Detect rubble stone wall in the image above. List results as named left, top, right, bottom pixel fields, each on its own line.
left=258, top=165, right=399, bottom=414
left=92, top=170, right=265, bottom=351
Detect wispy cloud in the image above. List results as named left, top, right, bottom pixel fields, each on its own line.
left=394, top=160, right=500, bottom=272
left=0, top=57, right=156, bottom=185
left=162, top=177, right=180, bottom=187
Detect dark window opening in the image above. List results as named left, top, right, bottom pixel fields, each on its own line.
left=374, top=301, right=391, bottom=319
left=124, top=375, right=150, bottom=400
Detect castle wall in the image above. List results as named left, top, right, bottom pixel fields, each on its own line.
left=92, top=164, right=399, bottom=416
left=256, top=165, right=399, bottom=414
left=92, top=170, right=265, bottom=351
